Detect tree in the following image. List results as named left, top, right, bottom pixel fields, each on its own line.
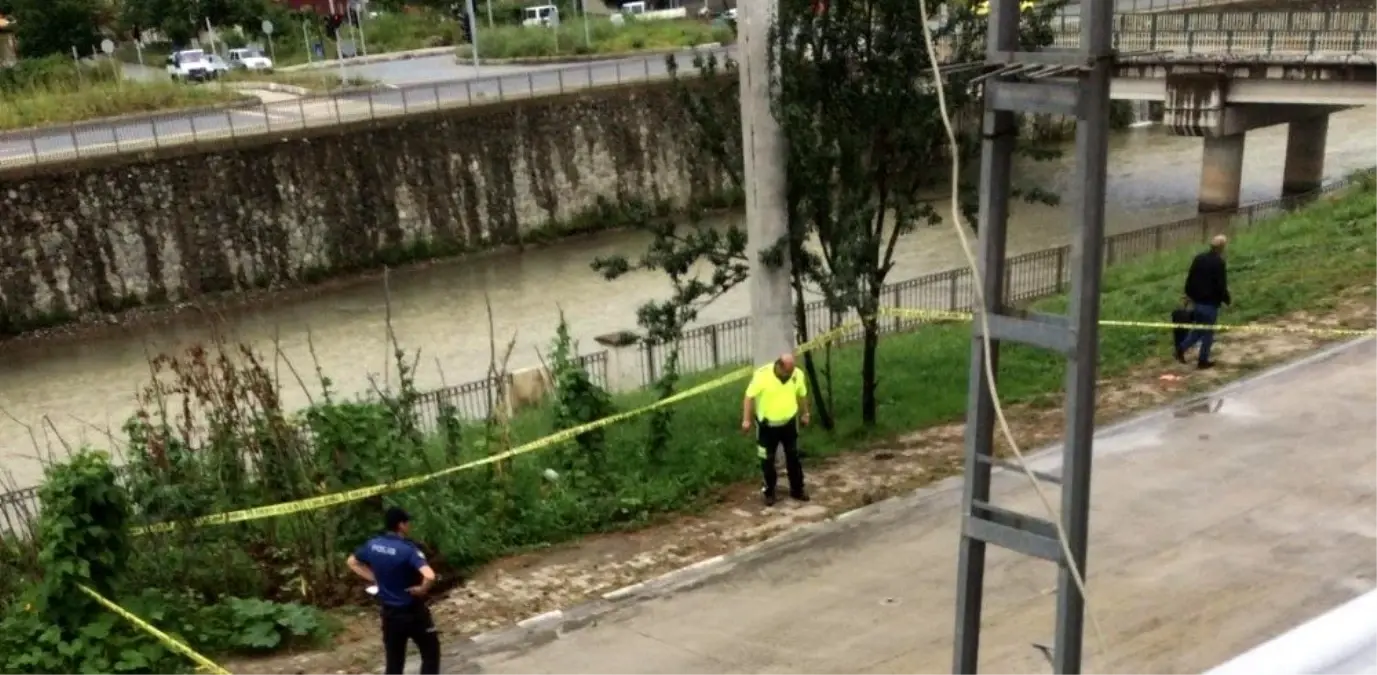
left=119, top=0, right=274, bottom=47
left=769, top=0, right=1063, bottom=424
left=594, top=53, right=841, bottom=431
left=9, top=0, right=102, bottom=57
left=598, top=0, right=1062, bottom=427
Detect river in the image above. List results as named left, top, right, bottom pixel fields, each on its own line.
left=0, top=107, right=1372, bottom=491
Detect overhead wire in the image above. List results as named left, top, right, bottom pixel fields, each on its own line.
left=913, top=0, right=1111, bottom=662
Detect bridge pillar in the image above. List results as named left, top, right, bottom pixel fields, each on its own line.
left=1282, top=114, right=1329, bottom=198
left=1199, top=133, right=1245, bottom=213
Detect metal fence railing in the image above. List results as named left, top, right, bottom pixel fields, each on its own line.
left=633, top=177, right=1358, bottom=387
left=0, top=10, right=1370, bottom=169
left=0, top=350, right=608, bottom=535
left=1057, top=27, right=1377, bottom=52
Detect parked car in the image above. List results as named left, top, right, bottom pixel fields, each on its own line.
left=205, top=54, right=231, bottom=78
left=166, top=49, right=213, bottom=82
left=227, top=47, right=274, bottom=72
left=522, top=4, right=560, bottom=26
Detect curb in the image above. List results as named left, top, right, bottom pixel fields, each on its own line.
left=427, top=335, right=1377, bottom=673
left=452, top=42, right=727, bottom=66
left=226, top=81, right=313, bottom=96
left=280, top=46, right=458, bottom=72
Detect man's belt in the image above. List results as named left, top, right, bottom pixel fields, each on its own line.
left=758, top=415, right=797, bottom=428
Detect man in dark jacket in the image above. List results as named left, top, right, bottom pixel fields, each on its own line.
left=1176, top=234, right=1231, bottom=369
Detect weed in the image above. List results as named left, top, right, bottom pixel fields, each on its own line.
left=460, top=18, right=734, bottom=59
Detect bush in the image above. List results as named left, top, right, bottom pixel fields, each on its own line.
left=0, top=55, right=119, bottom=94
left=464, top=18, right=733, bottom=59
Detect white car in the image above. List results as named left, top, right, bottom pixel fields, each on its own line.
left=227, top=48, right=274, bottom=73
left=167, top=49, right=213, bottom=82
left=205, top=54, right=231, bottom=78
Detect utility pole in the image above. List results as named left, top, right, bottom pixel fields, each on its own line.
left=950, top=0, right=1114, bottom=672
left=739, top=0, right=792, bottom=365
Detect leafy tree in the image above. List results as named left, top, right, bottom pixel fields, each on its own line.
left=769, top=0, right=1064, bottom=424
left=119, top=0, right=276, bottom=47
left=548, top=312, right=615, bottom=482
left=593, top=207, right=750, bottom=458
left=593, top=53, right=841, bottom=430
left=9, top=0, right=103, bottom=58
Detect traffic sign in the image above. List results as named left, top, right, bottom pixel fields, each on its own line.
left=100, top=39, right=115, bottom=54
left=262, top=19, right=275, bottom=35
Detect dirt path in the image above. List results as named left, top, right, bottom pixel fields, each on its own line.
left=228, top=292, right=1374, bottom=674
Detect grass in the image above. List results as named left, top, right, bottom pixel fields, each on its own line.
left=0, top=80, right=252, bottom=131
left=357, top=184, right=1377, bottom=572
left=457, top=18, right=733, bottom=59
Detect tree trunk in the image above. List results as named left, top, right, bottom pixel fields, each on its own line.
left=860, top=317, right=879, bottom=426
left=792, top=288, right=835, bottom=430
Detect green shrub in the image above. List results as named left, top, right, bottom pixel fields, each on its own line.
left=464, top=17, right=733, bottom=59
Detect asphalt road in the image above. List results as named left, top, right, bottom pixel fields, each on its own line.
left=0, top=48, right=726, bottom=166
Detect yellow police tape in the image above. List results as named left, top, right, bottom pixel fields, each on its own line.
left=130, top=319, right=863, bottom=536
left=883, top=307, right=1377, bottom=338
left=129, top=307, right=1374, bottom=536
left=76, top=584, right=231, bottom=675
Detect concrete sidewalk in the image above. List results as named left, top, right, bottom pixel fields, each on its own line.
left=453, top=339, right=1377, bottom=674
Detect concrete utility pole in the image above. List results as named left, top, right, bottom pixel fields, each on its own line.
left=950, top=0, right=1114, bottom=672
left=739, top=0, right=793, bottom=365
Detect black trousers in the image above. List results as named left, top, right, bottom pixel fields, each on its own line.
left=757, top=417, right=804, bottom=497
left=381, top=602, right=440, bottom=675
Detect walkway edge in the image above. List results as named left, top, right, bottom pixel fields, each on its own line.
left=435, top=335, right=1376, bottom=672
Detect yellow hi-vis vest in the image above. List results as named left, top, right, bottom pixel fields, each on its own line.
left=745, top=363, right=808, bottom=425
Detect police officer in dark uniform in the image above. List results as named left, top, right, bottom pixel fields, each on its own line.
left=347, top=507, right=440, bottom=675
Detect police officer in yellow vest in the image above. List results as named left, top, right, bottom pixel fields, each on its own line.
left=741, top=352, right=811, bottom=506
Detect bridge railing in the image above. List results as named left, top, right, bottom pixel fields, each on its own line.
left=1052, top=27, right=1377, bottom=52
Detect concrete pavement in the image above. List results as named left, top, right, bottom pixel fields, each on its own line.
left=448, top=338, right=1377, bottom=674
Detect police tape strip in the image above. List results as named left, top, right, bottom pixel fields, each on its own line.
left=880, top=307, right=1377, bottom=338
left=130, top=320, right=864, bottom=536
left=129, top=307, right=1375, bottom=536
left=76, top=584, right=231, bottom=675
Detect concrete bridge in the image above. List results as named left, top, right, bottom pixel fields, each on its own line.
left=1036, top=10, right=1377, bottom=211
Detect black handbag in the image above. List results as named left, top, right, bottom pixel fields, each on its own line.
left=1171, top=301, right=1194, bottom=347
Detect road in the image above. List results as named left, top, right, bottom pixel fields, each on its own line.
left=451, top=339, right=1377, bottom=673
left=0, top=48, right=721, bottom=166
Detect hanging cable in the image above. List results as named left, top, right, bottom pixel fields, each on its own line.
left=913, top=0, right=1110, bottom=661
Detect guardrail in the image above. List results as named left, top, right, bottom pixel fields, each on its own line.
left=1058, top=27, right=1376, bottom=52
left=0, top=11, right=1370, bottom=170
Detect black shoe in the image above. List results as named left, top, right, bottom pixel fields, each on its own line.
left=1174, top=347, right=1187, bottom=364
left=790, top=491, right=811, bottom=502
left=1197, top=360, right=1216, bottom=370
left=763, top=493, right=777, bottom=507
